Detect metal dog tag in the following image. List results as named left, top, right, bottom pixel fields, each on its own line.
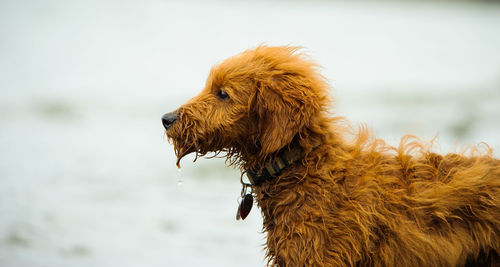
left=241, top=193, right=254, bottom=219
left=237, top=194, right=253, bottom=220
left=237, top=172, right=253, bottom=221
left=236, top=202, right=242, bottom=220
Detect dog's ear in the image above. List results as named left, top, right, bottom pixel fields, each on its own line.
left=250, top=75, right=311, bottom=154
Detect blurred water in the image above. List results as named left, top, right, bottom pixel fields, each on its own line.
left=1, top=0, right=500, bottom=266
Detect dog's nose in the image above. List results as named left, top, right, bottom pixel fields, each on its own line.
left=162, top=112, right=177, bottom=130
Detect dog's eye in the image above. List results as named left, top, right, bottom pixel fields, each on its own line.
left=216, top=89, right=230, bottom=100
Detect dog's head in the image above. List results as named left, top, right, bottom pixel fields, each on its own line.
left=163, top=46, right=330, bottom=167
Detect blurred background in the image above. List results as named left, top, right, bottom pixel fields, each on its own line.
left=1, top=0, right=499, bottom=266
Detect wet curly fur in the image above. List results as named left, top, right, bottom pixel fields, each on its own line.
left=164, top=46, right=500, bottom=266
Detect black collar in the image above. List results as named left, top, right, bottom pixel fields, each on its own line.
left=245, top=141, right=320, bottom=186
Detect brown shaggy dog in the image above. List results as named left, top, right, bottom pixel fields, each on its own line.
left=162, top=46, right=500, bottom=266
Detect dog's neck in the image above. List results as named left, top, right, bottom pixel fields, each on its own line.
left=240, top=115, right=337, bottom=185
left=245, top=139, right=321, bottom=186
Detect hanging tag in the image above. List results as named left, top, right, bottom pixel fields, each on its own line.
left=238, top=193, right=253, bottom=220
left=237, top=172, right=253, bottom=221
left=236, top=200, right=242, bottom=220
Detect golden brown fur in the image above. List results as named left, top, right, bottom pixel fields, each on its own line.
left=164, top=46, right=500, bottom=266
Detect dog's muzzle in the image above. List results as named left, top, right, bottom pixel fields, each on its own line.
left=162, top=112, right=177, bottom=130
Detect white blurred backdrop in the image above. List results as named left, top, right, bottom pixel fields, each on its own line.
left=1, top=0, right=500, bottom=266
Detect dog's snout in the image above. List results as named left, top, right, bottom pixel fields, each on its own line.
left=162, top=112, right=177, bottom=130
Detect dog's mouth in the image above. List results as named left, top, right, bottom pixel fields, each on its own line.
left=174, top=145, right=197, bottom=168
left=166, top=133, right=209, bottom=168
left=167, top=130, right=233, bottom=168
left=165, top=132, right=193, bottom=168
left=164, top=110, right=231, bottom=168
